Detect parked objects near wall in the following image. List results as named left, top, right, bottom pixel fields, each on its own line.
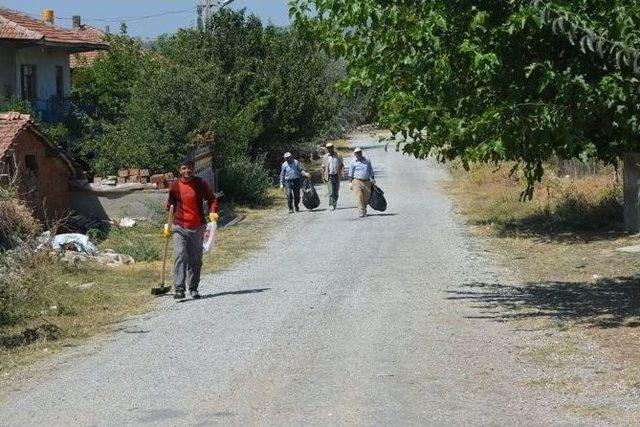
left=73, top=146, right=215, bottom=222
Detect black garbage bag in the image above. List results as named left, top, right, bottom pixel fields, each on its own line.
left=368, top=184, right=387, bottom=212
left=302, top=178, right=320, bottom=210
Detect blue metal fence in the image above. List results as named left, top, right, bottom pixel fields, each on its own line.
left=30, top=97, right=72, bottom=123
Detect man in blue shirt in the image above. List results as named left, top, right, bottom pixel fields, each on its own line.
left=280, top=152, right=310, bottom=213
left=348, top=147, right=376, bottom=217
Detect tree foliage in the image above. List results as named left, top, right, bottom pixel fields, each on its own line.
left=291, top=0, right=640, bottom=198
left=73, top=9, right=354, bottom=204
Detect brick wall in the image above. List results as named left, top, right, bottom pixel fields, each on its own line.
left=12, top=130, right=71, bottom=222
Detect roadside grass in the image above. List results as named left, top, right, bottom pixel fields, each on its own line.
left=446, top=162, right=624, bottom=238
left=0, top=192, right=284, bottom=373
left=445, top=162, right=640, bottom=420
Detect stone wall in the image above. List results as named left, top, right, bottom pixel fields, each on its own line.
left=70, top=187, right=168, bottom=221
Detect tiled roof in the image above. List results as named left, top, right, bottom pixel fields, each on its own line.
left=0, top=112, right=78, bottom=175
left=0, top=7, right=108, bottom=49
left=70, top=25, right=107, bottom=68
left=0, top=112, right=32, bottom=161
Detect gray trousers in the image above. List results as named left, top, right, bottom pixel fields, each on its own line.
left=173, top=224, right=205, bottom=292
left=327, top=174, right=340, bottom=207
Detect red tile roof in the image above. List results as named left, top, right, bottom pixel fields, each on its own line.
left=0, top=112, right=32, bottom=161
left=0, top=112, right=78, bottom=175
left=0, top=7, right=108, bottom=50
left=70, top=25, right=107, bottom=68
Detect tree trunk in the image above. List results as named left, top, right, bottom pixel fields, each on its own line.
left=623, top=152, right=640, bottom=233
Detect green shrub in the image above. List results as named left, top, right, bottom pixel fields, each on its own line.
left=112, top=241, right=160, bottom=262
left=219, top=155, right=272, bottom=206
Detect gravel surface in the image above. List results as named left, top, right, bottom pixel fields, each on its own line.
left=0, top=134, right=621, bottom=426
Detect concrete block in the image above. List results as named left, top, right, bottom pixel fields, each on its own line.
left=139, top=177, right=149, bottom=184
left=118, top=169, right=129, bottom=178
left=127, top=175, right=140, bottom=183
left=117, top=177, right=126, bottom=185
left=129, top=168, right=140, bottom=177
left=93, top=176, right=102, bottom=185
left=140, top=169, right=150, bottom=177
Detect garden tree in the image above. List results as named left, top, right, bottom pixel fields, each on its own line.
left=72, top=26, right=145, bottom=124
left=291, top=0, right=640, bottom=230
left=76, top=9, right=353, bottom=205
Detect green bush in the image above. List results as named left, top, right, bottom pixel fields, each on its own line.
left=219, top=156, right=272, bottom=206
left=112, top=241, right=160, bottom=262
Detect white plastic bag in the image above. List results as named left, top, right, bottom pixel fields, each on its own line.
left=203, top=221, right=217, bottom=252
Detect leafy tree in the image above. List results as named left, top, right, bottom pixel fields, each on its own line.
left=71, top=26, right=145, bottom=124
left=74, top=9, right=355, bottom=204
left=291, top=0, right=640, bottom=226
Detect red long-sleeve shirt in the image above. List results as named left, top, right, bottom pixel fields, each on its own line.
left=166, top=177, right=218, bottom=229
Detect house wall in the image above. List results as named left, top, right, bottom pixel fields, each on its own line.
left=11, top=130, right=71, bottom=222
left=0, top=42, right=17, bottom=102
left=14, top=46, right=71, bottom=100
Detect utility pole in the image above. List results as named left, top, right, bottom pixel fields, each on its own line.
left=197, top=0, right=237, bottom=31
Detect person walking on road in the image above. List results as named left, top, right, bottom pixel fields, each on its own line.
left=321, top=142, right=344, bottom=210
left=165, top=158, right=219, bottom=300
left=349, top=147, right=375, bottom=218
left=280, top=152, right=310, bottom=214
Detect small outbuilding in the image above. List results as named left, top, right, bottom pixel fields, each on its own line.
left=0, top=112, right=79, bottom=222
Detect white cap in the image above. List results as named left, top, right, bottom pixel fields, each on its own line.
left=284, top=152, right=292, bottom=159
left=353, top=147, right=362, bottom=153
left=325, top=142, right=334, bottom=148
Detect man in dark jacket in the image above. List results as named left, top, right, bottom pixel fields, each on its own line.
left=165, top=158, right=218, bottom=299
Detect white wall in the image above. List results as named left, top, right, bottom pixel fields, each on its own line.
left=15, top=46, right=71, bottom=100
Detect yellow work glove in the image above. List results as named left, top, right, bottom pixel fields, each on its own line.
left=209, top=212, right=219, bottom=223
left=163, top=223, right=171, bottom=238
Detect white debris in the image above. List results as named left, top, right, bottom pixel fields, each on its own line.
left=118, top=217, right=137, bottom=228
left=50, top=233, right=99, bottom=256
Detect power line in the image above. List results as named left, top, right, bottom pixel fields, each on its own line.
left=55, top=7, right=199, bottom=23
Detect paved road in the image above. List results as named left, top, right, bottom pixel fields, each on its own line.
left=1, top=134, right=589, bottom=426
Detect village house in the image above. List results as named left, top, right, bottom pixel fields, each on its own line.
left=0, top=7, right=108, bottom=122
left=69, top=21, right=108, bottom=73
left=0, top=112, right=79, bottom=222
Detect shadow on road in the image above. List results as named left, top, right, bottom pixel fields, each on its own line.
left=178, top=288, right=270, bottom=303
left=367, top=213, right=398, bottom=217
left=448, top=277, right=640, bottom=328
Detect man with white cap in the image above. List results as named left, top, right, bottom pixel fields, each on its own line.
left=348, top=147, right=375, bottom=218
left=279, top=152, right=310, bottom=213
left=321, top=142, right=344, bottom=210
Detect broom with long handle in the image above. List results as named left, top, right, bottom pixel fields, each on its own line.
left=151, top=205, right=174, bottom=296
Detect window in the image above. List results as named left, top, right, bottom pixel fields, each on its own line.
left=20, top=65, right=37, bottom=101
left=25, top=154, right=37, bottom=172
left=55, top=66, right=64, bottom=97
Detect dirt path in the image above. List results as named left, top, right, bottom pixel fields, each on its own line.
left=1, top=134, right=635, bottom=426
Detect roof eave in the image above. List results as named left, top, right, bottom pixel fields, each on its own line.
left=38, top=40, right=110, bottom=52
left=0, top=38, right=109, bottom=52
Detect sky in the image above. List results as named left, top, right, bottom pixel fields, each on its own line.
left=0, top=0, right=292, bottom=39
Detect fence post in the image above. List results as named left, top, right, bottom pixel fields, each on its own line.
left=623, top=152, right=640, bottom=233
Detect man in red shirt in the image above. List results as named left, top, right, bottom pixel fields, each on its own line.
left=165, top=158, right=218, bottom=300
